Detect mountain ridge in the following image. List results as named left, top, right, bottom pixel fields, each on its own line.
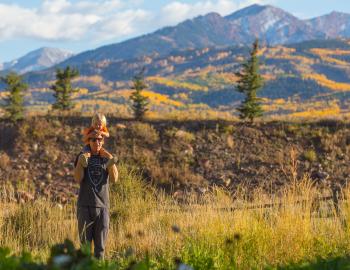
left=0, top=47, right=74, bottom=74
left=57, top=4, right=349, bottom=67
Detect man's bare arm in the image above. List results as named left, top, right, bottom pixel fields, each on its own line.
left=108, top=164, right=118, bottom=183
left=74, top=163, right=84, bottom=183
left=96, top=149, right=118, bottom=183
left=73, top=153, right=89, bottom=183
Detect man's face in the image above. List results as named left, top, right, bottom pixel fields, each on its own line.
left=89, top=135, right=104, bottom=153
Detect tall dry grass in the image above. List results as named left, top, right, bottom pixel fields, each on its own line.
left=1, top=164, right=350, bottom=268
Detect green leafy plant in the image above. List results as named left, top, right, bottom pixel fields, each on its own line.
left=303, top=149, right=317, bottom=163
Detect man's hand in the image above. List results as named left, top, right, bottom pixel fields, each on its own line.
left=106, top=156, right=118, bottom=169
left=78, top=153, right=90, bottom=168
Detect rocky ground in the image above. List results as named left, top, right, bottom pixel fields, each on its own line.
left=0, top=116, right=349, bottom=203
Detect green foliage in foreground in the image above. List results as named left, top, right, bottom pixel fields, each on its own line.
left=0, top=239, right=350, bottom=270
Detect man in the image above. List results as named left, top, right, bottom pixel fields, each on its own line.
left=74, top=130, right=118, bottom=259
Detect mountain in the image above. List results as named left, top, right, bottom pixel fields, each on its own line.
left=61, top=4, right=337, bottom=66
left=225, top=4, right=325, bottom=44
left=1, top=47, right=74, bottom=74
left=18, top=39, right=350, bottom=118
left=3, top=4, right=350, bottom=118
left=60, top=12, right=235, bottom=66
left=306, top=11, right=350, bottom=38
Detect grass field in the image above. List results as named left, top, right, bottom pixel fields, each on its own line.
left=1, top=164, right=350, bottom=269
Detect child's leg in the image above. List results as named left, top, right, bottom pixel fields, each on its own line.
left=100, top=147, right=112, bottom=158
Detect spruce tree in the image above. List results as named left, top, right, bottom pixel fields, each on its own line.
left=129, top=70, right=149, bottom=121
left=235, top=39, right=264, bottom=122
left=51, top=66, right=79, bottom=111
left=1, top=72, right=28, bottom=122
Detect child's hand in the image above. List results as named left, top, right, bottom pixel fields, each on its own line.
left=78, top=153, right=90, bottom=168
left=106, top=156, right=118, bottom=169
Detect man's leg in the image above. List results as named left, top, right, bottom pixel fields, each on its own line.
left=93, top=207, right=109, bottom=259
left=77, top=206, right=94, bottom=247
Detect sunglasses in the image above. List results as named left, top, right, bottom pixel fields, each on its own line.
left=90, top=137, right=103, bottom=142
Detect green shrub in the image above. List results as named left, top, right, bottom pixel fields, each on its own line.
left=129, top=122, right=159, bottom=145
left=303, top=149, right=317, bottom=163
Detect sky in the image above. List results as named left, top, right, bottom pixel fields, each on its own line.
left=0, top=0, right=350, bottom=63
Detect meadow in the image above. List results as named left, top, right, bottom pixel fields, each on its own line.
left=1, top=162, right=350, bottom=269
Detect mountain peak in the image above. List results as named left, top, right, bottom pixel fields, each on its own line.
left=315, top=10, right=350, bottom=19
left=1, top=47, right=74, bottom=74
left=306, top=11, right=350, bottom=38
left=224, top=4, right=284, bottom=20
left=180, top=12, right=222, bottom=25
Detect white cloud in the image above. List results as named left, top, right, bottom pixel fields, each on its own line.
left=0, top=0, right=149, bottom=42
left=90, top=9, right=152, bottom=41
left=0, top=0, right=275, bottom=44
left=41, top=0, right=71, bottom=14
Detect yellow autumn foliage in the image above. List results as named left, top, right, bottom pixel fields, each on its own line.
left=310, top=48, right=350, bottom=65
left=77, top=75, right=104, bottom=84
left=168, top=55, right=186, bottom=63
left=71, top=88, right=89, bottom=98
left=209, top=51, right=231, bottom=61
left=267, top=46, right=296, bottom=55
left=302, top=73, right=350, bottom=91
left=310, top=48, right=350, bottom=56
left=0, top=91, right=9, bottom=98
left=270, top=54, right=314, bottom=65
left=213, top=72, right=238, bottom=84
left=142, top=90, right=184, bottom=107
left=256, top=46, right=267, bottom=56
left=262, top=74, right=276, bottom=81
left=290, top=106, right=340, bottom=118
left=320, top=56, right=349, bottom=66
left=176, top=93, right=189, bottom=101
left=108, top=89, right=184, bottom=107
left=147, top=76, right=208, bottom=92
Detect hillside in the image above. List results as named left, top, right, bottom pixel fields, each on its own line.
left=0, top=117, right=349, bottom=202
left=4, top=39, right=349, bottom=119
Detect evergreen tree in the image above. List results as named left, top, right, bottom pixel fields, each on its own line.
left=1, top=72, right=28, bottom=122
left=51, top=66, right=79, bottom=111
left=129, top=70, right=149, bottom=121
left=235, top=39, right=264, bottom=122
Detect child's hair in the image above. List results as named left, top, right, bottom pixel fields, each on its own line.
left=92, top=113, right=107, bottom=128
left=82, top=113, right=109, bottom=145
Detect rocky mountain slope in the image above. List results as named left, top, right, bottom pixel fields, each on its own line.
left=59, top=4, right=349, bottom=66
left=306, top=11, right=350, bottom=38
left=0, top=47, right=74, bottom=74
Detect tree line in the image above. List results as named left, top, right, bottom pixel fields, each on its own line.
left=0, top=40, right=263, bottom=123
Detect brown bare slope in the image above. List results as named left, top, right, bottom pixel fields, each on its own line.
left=0, top=117, right=349, bottom=203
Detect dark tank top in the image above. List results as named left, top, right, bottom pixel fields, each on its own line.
left=76, top=153, right=110, bottom=208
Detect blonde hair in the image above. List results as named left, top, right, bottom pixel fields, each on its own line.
left=91, top=113, right=107, bottom=128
